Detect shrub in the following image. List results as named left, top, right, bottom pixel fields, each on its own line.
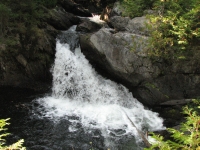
left=0, top=118, right=26, bottom=150
left=119, top=0, right=200, bottom=60
left=119, top=0, right=155, bottom=18
left=147, top=0, right=200, bottom=60
left=145, top=101, right=200, bottom=150
left=35, top=0, right=57, bottom=8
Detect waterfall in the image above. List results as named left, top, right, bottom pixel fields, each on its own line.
left=33, top=25, right=165, bottom=148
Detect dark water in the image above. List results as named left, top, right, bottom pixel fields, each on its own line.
left=0, top=27, right=145, bottom=150
left=0, top=87, right=141, bottom=150
left=0, top=25, right=168, bottom=150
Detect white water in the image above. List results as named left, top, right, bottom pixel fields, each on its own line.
left=89, top=14, right=105, bottom=24
left=35, top=26, right=165, bottom=146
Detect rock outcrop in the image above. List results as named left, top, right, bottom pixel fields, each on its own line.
left=0, top=1, right=93, bottom=91
left=1, top=0, right=199, bottom=106
left=0, top=0, right=113, bottom=91
left=0, top=24, right=58, bottom=91
left=79, top=5, right=200, bottom=106
left=76, top=18, right=104, bottom=33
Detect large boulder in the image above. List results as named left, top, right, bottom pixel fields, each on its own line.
left=80, top=25, right=200, bottom=106
left=76, top=18, right=105, bottom=33
left=80, top=27, right=160, bottom=105
left=109, top=16, right=130, bottom=31
left=109, top=16, right=150, bottom=35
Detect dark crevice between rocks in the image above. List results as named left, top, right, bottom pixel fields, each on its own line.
left=57, top=0, right=92, bottom=17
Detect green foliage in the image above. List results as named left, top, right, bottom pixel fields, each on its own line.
left=0, top=4, right=12, bottom=37
left=119, top=0, right=155, bottom=18
left=6, top=0, right=48, bottom=27
left=35, top=0, right=57, bottom=8
left=144, top=103, right=200, bottom=150
left=120, top=0, right=200, bottom=60
left=147, top=0, right=200, bottom=60
left=0, top=0, right=57, bottom=56
left=0, top=118, right=26, bottom=150
left=0, top=0, right=57, bottom=31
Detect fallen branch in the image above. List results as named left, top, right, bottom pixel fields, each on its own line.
left=160, top=99, right=193, bottom=106
left=121, top=108, right=151, bottom=148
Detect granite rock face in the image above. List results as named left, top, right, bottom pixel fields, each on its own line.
left=0, top=0, right=103, bottom=91
left=0, top=25, right=57, bottom=91
left=79, top=5, right=200, bottom=106
left=1, top=0, right=200, bottom=106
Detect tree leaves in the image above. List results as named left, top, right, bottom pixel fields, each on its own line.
left=0, top=118, right=26, bottom=150
left=145, top=104, right=200, bottom=150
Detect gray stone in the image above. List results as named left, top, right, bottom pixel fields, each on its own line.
left=76, top=18, right=104, bottom=33
left=109, top=15, right=150, bottom=35
left=125, top=16, right=150, bottom=35
left=80, top=28, right=163, bottom=105
left=110, top=2, right=124, bottom=17
left=109, top=16, right=130, bottom=31
left=80, top=26, right=200, bottom=106
left=89, top=28, right=157, bottom=79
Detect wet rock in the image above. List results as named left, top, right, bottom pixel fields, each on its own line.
left=58, top=27, right=80, bottom=51
left=80, top=26, right=200, bottom=106
left=76, top=18, right=104, bottom=33
left=47, top=6, right=80, bottom=30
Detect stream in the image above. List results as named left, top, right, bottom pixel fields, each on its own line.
left=0, top=22, right=165, bottom=150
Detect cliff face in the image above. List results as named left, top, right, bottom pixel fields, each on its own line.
left=1, top=0, right=199, bottom=106
left=0, top=0, right=103, bottom=91
left=0, top=6, right=79, bottom=91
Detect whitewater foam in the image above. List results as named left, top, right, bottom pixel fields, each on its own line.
left=34, top=26, right=165, bottom=146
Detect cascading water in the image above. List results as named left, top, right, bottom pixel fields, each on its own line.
left=32, top=23, right=165, bottom=149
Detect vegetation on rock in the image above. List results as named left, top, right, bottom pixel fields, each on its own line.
left=119, top=0, right=200, bottom=60
left=119, top=0, right=155, bottom=18
left=145, top=100, right=200, bottom=150
left=0, top=0, right=57, bottom=54
left=148, top=0, right=200, bottom=60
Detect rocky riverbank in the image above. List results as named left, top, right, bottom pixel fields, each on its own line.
left=1, top=0, right=199, bottom=107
